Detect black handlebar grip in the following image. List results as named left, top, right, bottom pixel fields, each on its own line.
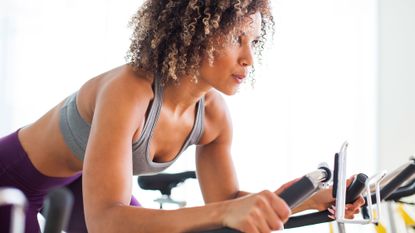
left=43, top=188, right=74, bottom=233
left=284, top=211, right=332, bottom=228
left=345, top=173, right=368, bottom=203
left=385, top=178, right=415, bottom=201
left=284, top=172, right=367, bottom=229
left=279, top=175, right=318, bottom=209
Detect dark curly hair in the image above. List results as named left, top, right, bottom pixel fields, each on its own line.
left=127, top=0, right=274, bottom=85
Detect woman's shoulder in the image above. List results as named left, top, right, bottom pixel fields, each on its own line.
left=76, top=65, right=156, bottom=123
left=99, top=64, right=154, bottom=97
left=85, top=64, right=155, bottom=108
left=203, top=90, right=232, bottom=130
left=204, top=89, right=228, bottom=112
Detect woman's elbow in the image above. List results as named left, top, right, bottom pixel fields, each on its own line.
left=84, top=203, right=123, bottom=233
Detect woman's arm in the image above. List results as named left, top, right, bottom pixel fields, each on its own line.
left=195, top=91, right=291, bottom=231
left=81, top=77, right=231, bottom=233
left=195, top=91, right=241, bottom=203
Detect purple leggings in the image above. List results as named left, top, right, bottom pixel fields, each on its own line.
left=0, top=130, right=140, bottom=233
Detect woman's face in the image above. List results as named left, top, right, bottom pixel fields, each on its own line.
left=198, top=12, right=262, bottom=95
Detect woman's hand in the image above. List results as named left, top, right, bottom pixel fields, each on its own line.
left=307, top=176, right=365, bottom=219
left=223, top=190, right=291, bottom=233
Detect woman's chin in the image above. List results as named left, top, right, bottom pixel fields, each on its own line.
left=221, top=88, right=238, bottom=96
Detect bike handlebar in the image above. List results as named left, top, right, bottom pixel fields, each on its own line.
left=197, top=166, right=332, bottom=233
left=385, top=178, right=415, bottom=201
left=366, top=161, right=415, bottom=205
left=284, top=173, right=367, bottom=228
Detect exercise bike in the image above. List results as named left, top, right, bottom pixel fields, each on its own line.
left=3, top=143, right=413, bottom=233
left=201, top=142, right=415, bottom=233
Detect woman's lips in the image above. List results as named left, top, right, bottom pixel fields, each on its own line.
left=232, top=74, right=246, bottom=83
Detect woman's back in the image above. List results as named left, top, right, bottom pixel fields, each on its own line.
left=18, top=65, right=155, bottom=177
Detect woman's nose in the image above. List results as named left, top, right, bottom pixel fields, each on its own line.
left=239, top=48, right=254, bottom=67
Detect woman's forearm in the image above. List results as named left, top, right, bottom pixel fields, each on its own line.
left=87, top=202, right=228, bottom=233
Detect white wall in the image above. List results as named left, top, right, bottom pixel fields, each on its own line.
left=0, top=0, right=13, bottom=133
left=0, top=0, right=139, bottom=132
left=378, top=0, right=415, bottom=170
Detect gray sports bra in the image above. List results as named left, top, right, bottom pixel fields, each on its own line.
left=59, top=77, right=205, bottom=175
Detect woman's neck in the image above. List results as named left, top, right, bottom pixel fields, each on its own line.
left=162, top=76, right=210, bottom=117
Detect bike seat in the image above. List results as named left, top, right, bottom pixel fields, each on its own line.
left=137, top=171, right=196, bottom=196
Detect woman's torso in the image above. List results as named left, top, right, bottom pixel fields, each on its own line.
left=18, top=65, right=216, bottom=178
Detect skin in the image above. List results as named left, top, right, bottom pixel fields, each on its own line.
left=17, top=12, right=363, bottom=233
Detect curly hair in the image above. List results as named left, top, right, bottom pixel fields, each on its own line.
left=127, top=0, right=274, bottom=85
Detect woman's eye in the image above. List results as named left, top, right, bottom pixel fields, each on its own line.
left=237, top=36, right=243, bottom=44
left=230, top=35, right=242, bottom=45
left=251, top=39, right=259, bottom=46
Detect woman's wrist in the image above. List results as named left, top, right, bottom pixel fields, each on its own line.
left=208, top=198, right=234, bottom=229
left=234, top=190, right=250, bottom=199
left=292, top=197, right=314, bottom=214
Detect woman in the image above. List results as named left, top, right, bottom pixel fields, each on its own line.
left=0, top=1, right=364, bottom=232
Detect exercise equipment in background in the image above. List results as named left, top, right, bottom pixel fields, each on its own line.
left=0, top=187, right=27, bottom=233
left=138, top=171, right=197, bottom=209
left=42, top=187, right=74, bottom=233
left=0, top=187, right=73, bottom=233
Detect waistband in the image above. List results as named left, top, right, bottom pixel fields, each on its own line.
left=0, top=129, right=81, bottom=194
